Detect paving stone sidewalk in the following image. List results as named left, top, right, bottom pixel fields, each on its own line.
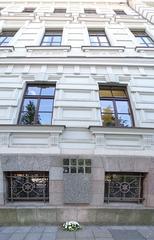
left=0, top=225, right=154, bottom=240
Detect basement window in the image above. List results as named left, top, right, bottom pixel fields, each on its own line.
left=104, top=172, right=145, bottom=203
left=6, top=171, right=49, bottom=202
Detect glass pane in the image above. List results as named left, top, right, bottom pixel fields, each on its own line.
left=99, top=90, right=112, bottom=97
left=39, top=99, right=53, bottom=111
left=78, top=167, right=84, bottom=173
left=91, top=42, right=100, bottom=46
left=90, top=36, right=98, bottom=42
left=85, top=159, right=91, bottom=165
left=143, top=36, right=153, bottom=44
left=116, top=101, right=130, bottom=113
left=99, top=36, right=108, bottom=42
left=63, top=167, right=69, bottom=173
left=53, top=36, right=61, bottom=43
left=22, top=99, right=37, bottom=111
left=118, top=114, right=132, bottom=127
left=71, top=167, right=76, bottom=173
left=78, top=159, right=84, bottom=165
left=100, top=42, right=110, bottom=46
left=4, top=36, right=12, bottom=42
left=136, top=37, right=145, bottom=45
left=85, top=167, right=91, bottom=173
left=112, top=90, right=126, bottom=97
left=43, top=36, right=52, bottom=42
left=63, top=159, right=69, bottom=165
left=71, top=159, right=76, bottom=165
left=102, top=113, right=116, bottom=127
left=100, top=100, right=114, bottom=112
left=0, top=36, right=5, bottom=43
left=26, top=86, right=41, bottom=95
left=41, top=42, right=50, bottom=46
left=51, top=42, right=61, bottom=46
left=38, top=112, right=52, bottom=124
left=41, top=86, right=55, bottom=96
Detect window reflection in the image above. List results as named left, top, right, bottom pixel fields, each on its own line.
left=19, top=85, right=55, bottom=125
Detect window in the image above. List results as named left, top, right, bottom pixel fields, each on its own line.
left=0, top=31, right=16, bottom=46
left=18, top=84, right=55, bottom=125
left=54, top=8, right=66, bottom=13
left=84, top=8, right=96, bottom=14
left=132, top=31, right=154, bottom=47
left=114, top=10, right=126, bottom=15
left=89, top=31, right=110, bottom=46
left=99, top=86, right=133, bottom=127
left=63, top=159, right=91, bottom=174
left=105, top=172, right=145, bottom=203
left=6, top=172, right=49, bottom=202
left=23, top=8, right=35, bottom=13
left=41, top=30, right=62, bottom=46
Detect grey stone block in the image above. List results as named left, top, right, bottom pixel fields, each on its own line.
left=64, top=174, right=91, bottom=203
left=50, top=167, right=63, bottom=180
left=40, top=233, right=56, bottom=240
left=9, top=233, right=27, bottom=240
left=56, top=231, right=76, bottom=239
left=57, top=208, right=77, bottom=223
left=0, top=234, right=12, bottom=240
left=44, top=226, right=58, bottom=233
left=24, top=233, right=42, bottom=240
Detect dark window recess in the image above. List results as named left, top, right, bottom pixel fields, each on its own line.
left=41, top=30, right=62, bottom=46
left=18, top=84, right=55, bottom=125
left=6, top=172, right=49, bottom=202
left=89, top=31, right=110, bottom=46
left=114, top=10, right=126, bottom=15
left=105, top=172, right=145, bottom=203
left=132, top=31, right=154, bottom=47
left=54, top=8, right=66, bottom=13
left=23, top=8, right=35, bottom=13
left=0, top=8, right=3, bottom=11
left=0, top=31, right=16, bottom=46
left=63, top=159, right=91, bottom=174
left=84, top=8, right=96, bottom=14
left=99, top=86, right=134, bottom=127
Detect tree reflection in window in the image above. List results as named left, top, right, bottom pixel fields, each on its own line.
left=19, top=84, right=55, bottom=125
left=99, top=87, right=134, bottom=127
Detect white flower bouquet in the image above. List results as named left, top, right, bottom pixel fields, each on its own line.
left=62, top=221, right=82, bottom=231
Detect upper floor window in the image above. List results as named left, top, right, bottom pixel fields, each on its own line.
left=132, top=31, right=154, bottom=47
left=84, top=8, right=96, bottom=14
left=18, top=84, right=55, bottom=125
left=89, top=30, right=110, bottom=46
left=41, top=30, right=62, bottom=46
left=54, top=8, right=66, bottom=13
left=0, top=31, right=16, bottom=46
left=114, top=10, right=126, bottom=15
left=99, top=86, right=134, bottom=127
left=23, top=8, right=35, bottom=13
left=0, top=8, right=3, bottom=12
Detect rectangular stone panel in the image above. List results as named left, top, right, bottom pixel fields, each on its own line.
left=64, top=173, right=91, bottom=203
left=110, top=230, right=145, bottom=240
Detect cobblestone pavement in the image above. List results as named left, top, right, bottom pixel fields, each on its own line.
left=0, top=225, right=154, bottom=240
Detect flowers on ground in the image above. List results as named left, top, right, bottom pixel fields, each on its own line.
left=62, top=221, right=82, bottom=231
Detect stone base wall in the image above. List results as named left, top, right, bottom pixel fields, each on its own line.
left=0, top=207, right=154, bottom=226
left=0, top=154, right=154, bottom=207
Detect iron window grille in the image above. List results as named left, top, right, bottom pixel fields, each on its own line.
left=18, top=84, right=55, bottom=125
left=63, top=159, right=91, bottom=174
left=54, top=8, right=66, bottom=13
left=0, top=31, right=16, bottom=46
left=99, top=86, right=134, bottom=127
left=41, top=30, right=62, bottom=46
left=114, top=10, right=126, bottom=15
left=89, top=31, right=110, bottom=47
left=6, top=171, right=49, bottom=202
left=23, top=8, right=35, bottom=13
left=105, top=172, right=145, bottom=203
left=84, top=8, right=96, bottom=14
left=132, top=31, right=154, bottom=47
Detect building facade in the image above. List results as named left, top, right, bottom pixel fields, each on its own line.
left=0, top=0, right=154, bottom=224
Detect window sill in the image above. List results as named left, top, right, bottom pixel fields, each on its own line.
left=0, top=46, right=14, bottom=52
left=135, top=46, right=154, bottom=52
left=81, top=46, right=125, bottom=52
left=26, top=45, right=71, bottom=52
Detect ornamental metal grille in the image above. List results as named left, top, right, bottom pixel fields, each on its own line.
left=6, top=172, right=49, bottom=202
left=105, top=172, right=145, bottom=203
